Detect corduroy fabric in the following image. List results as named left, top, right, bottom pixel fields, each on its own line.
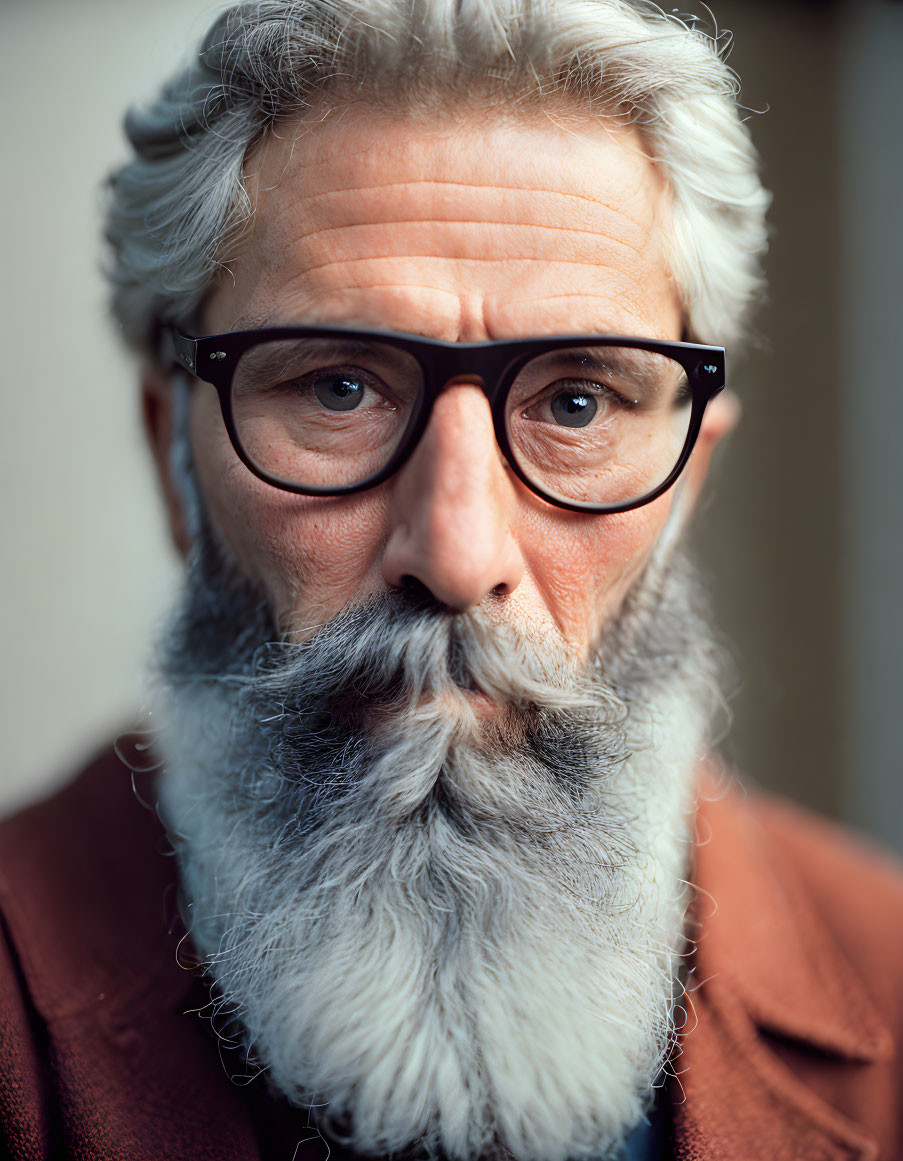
left=1, top=748, right=902, bottom=1160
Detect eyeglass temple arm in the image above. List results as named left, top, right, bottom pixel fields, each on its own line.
left=157, top=325, right=199, bottom=377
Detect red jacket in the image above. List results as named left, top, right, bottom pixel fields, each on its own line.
left=2, top=748, right=902, bottom=1160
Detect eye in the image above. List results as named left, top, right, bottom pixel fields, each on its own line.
left=550, top=391, right=598, bottom=428
left=313, top=373, right=366, bottom=411
left=520, top=380, right=621, bottom=429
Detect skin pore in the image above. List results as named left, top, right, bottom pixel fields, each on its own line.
left=146, top=100, right=731, bottom=655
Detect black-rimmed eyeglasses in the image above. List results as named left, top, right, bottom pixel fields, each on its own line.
left=163, top=325, right=725, bottom=515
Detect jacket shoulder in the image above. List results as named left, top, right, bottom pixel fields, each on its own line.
left=748, top=790, right=903, bottom=983
left=0, top=746, right=178, bottom=1023
left=0, top=749, right=265, bottom=1160
left=681, top=782, right=903, bottom=1159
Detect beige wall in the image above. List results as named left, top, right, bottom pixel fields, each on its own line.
left=0, top=0, right=221, bottom=812
left=691, top=2, right=847, bottom=816
left=691, top=0, right=903, bottom=852
left=2, top=0, right=900, bottom=851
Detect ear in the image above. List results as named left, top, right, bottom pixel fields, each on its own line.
left=680, top=390, right=740, bottom=515
left=141, top=363, right=192, bottom=558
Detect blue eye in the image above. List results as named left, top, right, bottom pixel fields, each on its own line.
left=551, top=392, right=598, bottom=428
left=314, top=374, right=364, bottom=411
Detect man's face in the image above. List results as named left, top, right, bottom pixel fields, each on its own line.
left=150, top=101, right=726, bottom=1160
left=182, top=102, right=686, bottom=651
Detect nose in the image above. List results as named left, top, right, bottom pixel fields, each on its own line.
left=381, top=384, right=525, bottom=611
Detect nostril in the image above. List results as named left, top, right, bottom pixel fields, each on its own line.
left=398, top=576, right=449, bottom=613
left=399, top=574, right=430, bottom=597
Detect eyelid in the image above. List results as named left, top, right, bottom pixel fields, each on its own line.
left=512, top=377, right=635, bottom=418
left=297, top=365, right=412, bottom=414
left=521, top=349, right=680, bottom=403
left=299, top=364, right=387, bottom=392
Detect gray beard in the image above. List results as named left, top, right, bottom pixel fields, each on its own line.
left=154, top=519, right=722, bottom=1161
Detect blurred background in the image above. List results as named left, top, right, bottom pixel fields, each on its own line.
left=1, top=0, right=901, bottom=852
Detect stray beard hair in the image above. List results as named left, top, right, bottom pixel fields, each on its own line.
left=154, top=509, right=721, bottom=1161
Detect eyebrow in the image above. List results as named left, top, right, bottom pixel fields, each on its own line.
left=227, top=309, right=286, bottom=333
left=236, top=337, right=413, bottom=383
left=539, top=348, right=678, bottom=395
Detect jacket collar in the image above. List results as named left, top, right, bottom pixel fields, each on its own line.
left=673, top=772, right=892, bottom=1160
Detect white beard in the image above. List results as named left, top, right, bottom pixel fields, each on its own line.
left=154, top=544, right=717, bottom=1161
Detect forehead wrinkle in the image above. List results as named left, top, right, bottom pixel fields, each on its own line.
left=276, top=253, right=650, bottom=278
left=267, top=216, right=658, bottom=287
left=282, top=218, right=645, bottom=256
left=228, top=283, right=465, bottom=331
left=253, top=166, right=659, bottom=251
left=254, top=197, right=663, bottom=307
left=265, top=181, right=655, bottom=255
left=488, top=292, right=677, bottom=337
left=266, top=178, right=656, bottom=230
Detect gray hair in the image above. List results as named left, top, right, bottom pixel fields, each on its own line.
left=104, top=0, right=769, bottom=356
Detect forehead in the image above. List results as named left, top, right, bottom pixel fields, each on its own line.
left=204, top=101, right=680, bottom=341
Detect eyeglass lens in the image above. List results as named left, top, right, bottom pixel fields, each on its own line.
left=230, top=337, right=692, bottom=505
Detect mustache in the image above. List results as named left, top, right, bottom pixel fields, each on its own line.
left=163, top=562, right=620, bottom=726
left=160, top=581, right=632, bottom=838
left=258, top=591, right=605, bottom=715
left=272, top=593, right=619, bottom=779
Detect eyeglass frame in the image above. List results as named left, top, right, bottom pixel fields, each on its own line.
left=161, top=324, right=726, bottom=516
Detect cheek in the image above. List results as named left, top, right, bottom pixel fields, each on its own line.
left=190, top=385, right=389, bottom=626
left=519, top=492, right=673, bottom=643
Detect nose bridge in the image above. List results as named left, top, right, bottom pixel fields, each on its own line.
left=440, top=371, right=489, bottom=392
left=423, top=339, right=515, bottom=411
left=427, top=384, right=498, bottom=495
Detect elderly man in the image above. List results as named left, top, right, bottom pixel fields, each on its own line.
left=2, top=1, right=902, bottom=1158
